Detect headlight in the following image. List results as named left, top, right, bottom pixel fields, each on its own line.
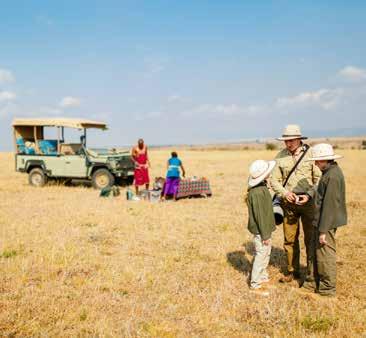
left=109, top=160, right=117, bottom=168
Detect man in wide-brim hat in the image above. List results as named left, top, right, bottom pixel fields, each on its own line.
left=270, top=125, right=321, bottom=283
left=302, top=143, right=347, bottom=296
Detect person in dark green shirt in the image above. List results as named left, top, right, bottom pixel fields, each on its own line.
left=247, top=160, right=276, bottom=294
left=302, top=144, right=347, bottom=296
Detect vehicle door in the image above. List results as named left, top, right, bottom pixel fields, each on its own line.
left=42, top=156, right=67, bottom=177
left=62, top=154, right=88, bottom=177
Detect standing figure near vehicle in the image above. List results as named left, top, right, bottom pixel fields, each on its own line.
left=132, top=139, right=150, bottom=194
left=247, top=160, right=277, bottom=295
left=302, top=144, right=347, bottom=296
left=270, top=125, right=321, bottom=283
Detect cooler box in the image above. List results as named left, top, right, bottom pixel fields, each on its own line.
left=38, top=140, right=58, bottom=155
left=16, top=138, right=26, bottom=154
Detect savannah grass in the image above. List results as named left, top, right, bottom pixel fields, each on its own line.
left=0, top=150, right=365, bottom=337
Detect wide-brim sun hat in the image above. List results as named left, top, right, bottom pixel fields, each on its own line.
left=306, top=143, right=343, bottom=161
left=248, top=160, right=276, bottom=188
left=276, top=124, right=308, bottom=141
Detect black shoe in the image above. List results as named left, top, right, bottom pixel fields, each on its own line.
left=293, top=271, right=302, bottom=280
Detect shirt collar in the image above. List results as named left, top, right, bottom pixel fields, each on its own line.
left=322, top=161, right=338, bottom=173
left=285, top=143, right=304, bottom=157
left=248, top=180, right=267, bottom=191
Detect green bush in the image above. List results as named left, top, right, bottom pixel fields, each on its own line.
left=265, top=143, right=277, bottom=151
left=362, top=140, right=366, bottom=149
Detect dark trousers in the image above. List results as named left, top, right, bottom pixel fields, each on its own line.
left=303, top=228, right=337, bottom=296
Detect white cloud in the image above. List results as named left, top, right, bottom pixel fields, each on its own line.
left=167, top=95, right=182, bottom=102
left=145, top=111, right=163, bottom=118
left=135, top=111, right=163, bottom=121
left=143, top=57, right=166, bottom=78
left=149, top=64, right=164, bottom=74
left=338, top=66, right=366, bottom=81
left=0, top=69, right=15, bottom=84
left=180, top=87, right=347, bottom=120
left=181, top=103, right=267, bottom=118
left=275, top=88, right=343, bottom=111
left=0, top=91, right=16, bottom=102
left=60, top=96, right=81, bottom=108
left=184, top=104, right=234, bottom=117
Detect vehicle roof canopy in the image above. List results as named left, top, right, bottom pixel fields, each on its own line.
left=12, top=118, right=107, bottom=130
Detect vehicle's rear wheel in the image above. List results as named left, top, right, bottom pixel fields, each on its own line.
left=92, top=168, right=115, bottom=190
left=28, top=168, right=48, bottom=187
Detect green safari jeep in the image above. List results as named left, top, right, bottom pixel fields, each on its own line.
left=13, top=118, right=135, bottom=189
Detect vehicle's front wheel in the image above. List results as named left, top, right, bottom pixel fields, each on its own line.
left=28, top=168, right=48, bottom=187
left=92, top=168, right=115, bottom=190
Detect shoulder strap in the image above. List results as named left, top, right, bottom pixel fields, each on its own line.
left=282, top=144, right=310, bottom=188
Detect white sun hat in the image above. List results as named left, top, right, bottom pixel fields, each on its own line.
left=248, top=160, right=276, bottom=188
left=276, top=124, right=308, bottom=141
left=307, top=143, right=343, bottom=161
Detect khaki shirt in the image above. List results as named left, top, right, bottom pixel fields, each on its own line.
left=270, top=144, right=321, bottom=199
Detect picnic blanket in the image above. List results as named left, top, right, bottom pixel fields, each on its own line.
left=176, top=178, right=212, bottom=199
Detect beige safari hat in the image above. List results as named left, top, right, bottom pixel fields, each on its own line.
left=307, top=143, right=343, bottom=161
left=248, top=160, right=276, bottom=188
left=276, top=124, right=308, bottom=141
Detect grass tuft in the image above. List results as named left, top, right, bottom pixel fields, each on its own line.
left=301, top=315, right=337, bottom=333
left=79, top=309, right=87, bottom=321
left=1, top=249, right=17, bottom=258
left=82, top=222, right=98, bottom=227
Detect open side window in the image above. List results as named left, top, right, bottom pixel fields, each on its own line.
left=14, top=126, right=41, bottom=155
left=14, top=126, right=58, bottom=156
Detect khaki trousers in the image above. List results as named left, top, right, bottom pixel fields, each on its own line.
left=282, top=200, right=315, bottom=274
left=303, top=228, right=337, bottom=296
left=251, top=235, right=271, bottom=288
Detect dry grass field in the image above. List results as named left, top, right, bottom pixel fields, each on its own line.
left=1, top=149, right=365, bottom=337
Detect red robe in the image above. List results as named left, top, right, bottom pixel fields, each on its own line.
left=133, top=149, right=150, bottom=186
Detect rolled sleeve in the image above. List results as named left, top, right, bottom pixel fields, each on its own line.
left=270, top=161, right=287, bottom=198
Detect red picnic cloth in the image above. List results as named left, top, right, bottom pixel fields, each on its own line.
left=176, top=178, right=212, bottom=199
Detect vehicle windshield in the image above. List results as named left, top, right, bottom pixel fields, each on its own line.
left=89, top=148, right=110, bottom=155
left=89, top=148, right=130, bottom=155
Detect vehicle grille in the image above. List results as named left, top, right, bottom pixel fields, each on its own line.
left=117, top=157, right=134, bottom=170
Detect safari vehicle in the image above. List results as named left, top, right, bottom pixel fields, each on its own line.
left=13, top=118, right=135, bottom=189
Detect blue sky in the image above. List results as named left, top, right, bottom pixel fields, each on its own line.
left=1, top=0, right=366, bottom=150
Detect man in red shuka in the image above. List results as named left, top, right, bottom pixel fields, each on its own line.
left=131, top=138, right=150, bottom=194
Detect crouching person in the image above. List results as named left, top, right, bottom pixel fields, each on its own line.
left=302, top=144, right=347, bottom=297
left=247, top=160, right=277, bottom=295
